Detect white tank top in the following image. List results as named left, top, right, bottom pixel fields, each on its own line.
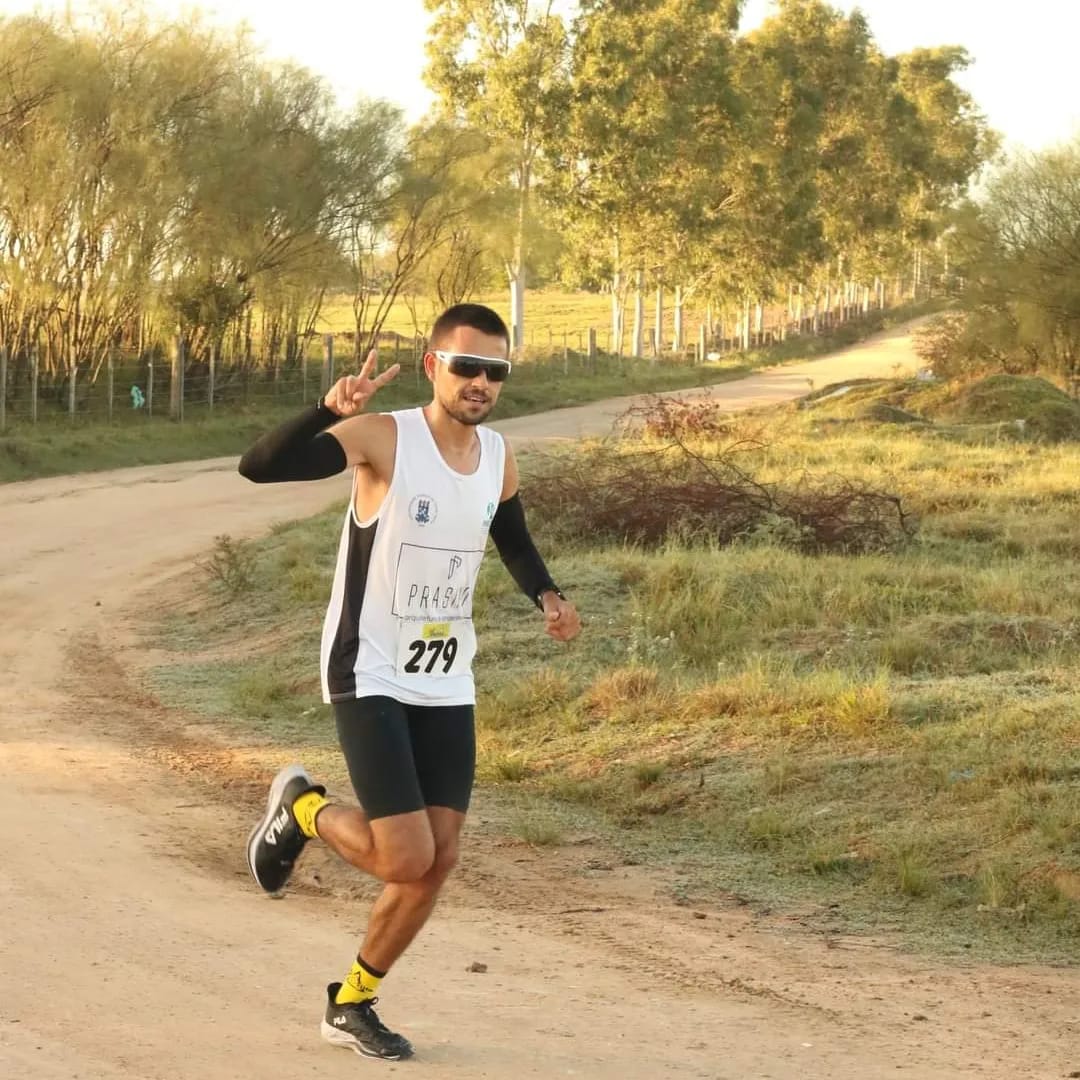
left=320, top=407, right=506, bottom=706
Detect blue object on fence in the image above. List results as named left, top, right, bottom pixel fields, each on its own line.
left=130, top=385, right=145, bottom=409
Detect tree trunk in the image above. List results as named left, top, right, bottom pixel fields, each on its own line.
left=509, top=162, right=530, bottom=357
left=610, top=233, right=623, bottom=357
left=654, top=284, right=663, bottom=359
left=674, top=285, right=684, bottom=353
left=507, top=265, right=524, bottom=356
left=631, top=268, right=644, bottom=358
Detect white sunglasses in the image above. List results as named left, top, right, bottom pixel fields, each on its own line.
left=433, top=350, right=512, bottom=382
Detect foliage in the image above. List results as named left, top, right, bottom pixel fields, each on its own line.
left=947, top=137, right=1080, bottom=387
left=203, top=534, right=257, bottom=595
left=0, top=1, right=992, bottom=400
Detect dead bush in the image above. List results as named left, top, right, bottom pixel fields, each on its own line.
left=522, top=399, right=917, bottom=554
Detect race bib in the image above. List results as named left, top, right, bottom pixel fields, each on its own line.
left=392, top=542, right=483, bottom=678
left=395, top=618, right=476, bottom=678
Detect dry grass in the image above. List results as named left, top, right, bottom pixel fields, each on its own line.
left=143, top=376, right=1080, bottom=959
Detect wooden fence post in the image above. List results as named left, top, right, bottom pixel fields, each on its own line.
left=209, top=341, right=217, bottom=412
left=323, top=334, right=334, bottom=395
left=30, top=346, right=38, bottom=423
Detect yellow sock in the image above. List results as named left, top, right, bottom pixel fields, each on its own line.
left=292, top=790, right=328, bottom=839
left=336, top=959, right=384, bottom=1004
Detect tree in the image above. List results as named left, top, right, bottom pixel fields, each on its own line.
left=552, top=0, right=741, bottom=356
left=425, top=0, right=570, bottom=354
left=947, top=138, right=1080, bottom=385
left=329, top=116, right=500, bottom=355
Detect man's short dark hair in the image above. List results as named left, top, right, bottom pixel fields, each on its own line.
left=431, top=304, right=510, bottom=352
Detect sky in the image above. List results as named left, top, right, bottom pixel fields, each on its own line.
left=2, top=0, right=1077, bottom=154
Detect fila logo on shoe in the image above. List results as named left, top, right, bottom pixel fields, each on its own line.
left=263, top=805, right=290, bottom=846
left=333, top=1016, right=348, bottom=1026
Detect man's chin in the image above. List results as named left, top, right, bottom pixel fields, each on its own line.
left=448, top=401, right=493, bottom=425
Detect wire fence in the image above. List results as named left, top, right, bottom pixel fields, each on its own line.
left=0, top=280, right=928, bottom=430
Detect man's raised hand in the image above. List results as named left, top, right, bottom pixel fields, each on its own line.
left=324, top=349, right=401, bottom=418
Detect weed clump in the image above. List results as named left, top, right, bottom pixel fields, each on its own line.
left=522, top=398, right=916, bottom=554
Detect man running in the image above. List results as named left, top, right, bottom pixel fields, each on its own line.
left=237, top=303, right=580, bottom=1061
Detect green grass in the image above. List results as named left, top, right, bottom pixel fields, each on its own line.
left=0, top=300, right=937, bottom=484
left=142, top=382, right=1080, bottom=962
left=802, top=371, right=1080, bottom=443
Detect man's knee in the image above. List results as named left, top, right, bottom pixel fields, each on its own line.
left=428, top=841, right=459, bottom=884
left=385, top=842, right=458, bottom=887
left=383, top=844, right=436, bottom=883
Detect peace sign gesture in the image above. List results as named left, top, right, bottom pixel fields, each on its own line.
left=324, top=349, right=401, bottom=417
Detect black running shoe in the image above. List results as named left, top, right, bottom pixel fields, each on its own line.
left=245, top=764, right=324, bottom=894
left=321, top=984, right=415, bottom=1061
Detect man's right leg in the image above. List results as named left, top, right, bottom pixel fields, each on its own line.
left=319, top=697, right=441, bottom=1060
left=311, top=695, right=438, bottom=881
left=314, top=804, right=435, bottom=881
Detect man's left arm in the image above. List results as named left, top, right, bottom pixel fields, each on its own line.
left=488, top=441, right=580, bottom=643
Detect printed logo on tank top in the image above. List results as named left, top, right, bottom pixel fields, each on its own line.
left=409, top=494, right=438, bottom=525
left=392, top=542, right=483, bottom=619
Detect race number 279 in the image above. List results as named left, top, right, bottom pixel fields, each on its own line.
left=403, top=636, right=459, bottom=674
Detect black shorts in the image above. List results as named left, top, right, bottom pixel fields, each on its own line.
left=334, top=695, right=476, bottom=820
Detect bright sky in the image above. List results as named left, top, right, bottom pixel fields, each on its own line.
left=2, top=0, right=1077, bottom=153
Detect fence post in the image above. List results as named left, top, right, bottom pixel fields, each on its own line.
left=170, top=336, right=183, bottom=421
left=698, top=323, right=706, bottom=364
left=147, top=356, right=154, bottom=416
left=300, top=340, right=307, bottom=404
left=107, top=348, right=114, bottom=423
left=208, top=341, right=216, bottom=412
left=322, top=334, right=334, bottom=395
left=563, top=330, right=569, bottom=375
left=30, top=346, right=38, bottom=423
left=587, top=327, right=597, bottom=364
left=0, top=346, right=6, bottom=432
left=68, top=361, right=76, bottom=421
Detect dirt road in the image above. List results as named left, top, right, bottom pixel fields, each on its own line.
left=1, top=323, right=1075, bottom=1079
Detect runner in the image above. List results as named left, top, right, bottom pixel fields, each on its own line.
left=237, top=303, right=581, bottom=1061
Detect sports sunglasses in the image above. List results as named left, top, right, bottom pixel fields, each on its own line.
left=433, top=350, right=512, bottom=382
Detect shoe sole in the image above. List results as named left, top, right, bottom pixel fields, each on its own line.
left=320, top=1019, right=406, bottom=1060
left=245, top=763, right=311, bottom=893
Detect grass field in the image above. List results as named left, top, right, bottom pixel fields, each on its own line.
left=320, top=288, right=707, bottom=343
left=0, top=302, right=936, bottom=484
left=144, top=372, right=1080, bottom=963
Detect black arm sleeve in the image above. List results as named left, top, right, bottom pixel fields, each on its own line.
left=237, top=401, right=347, bottom=483
left=488, top=493, right=561, bottom=609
